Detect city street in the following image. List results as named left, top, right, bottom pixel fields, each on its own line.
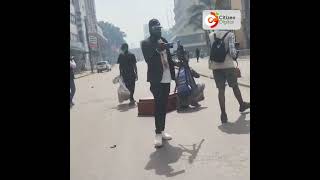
left=70, top=60, right=250, bottom=180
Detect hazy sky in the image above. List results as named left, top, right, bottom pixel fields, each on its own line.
left=95, top=0, right=175, bottom=48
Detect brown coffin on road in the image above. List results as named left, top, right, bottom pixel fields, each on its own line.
left=137, top=93, right=177, bottom=116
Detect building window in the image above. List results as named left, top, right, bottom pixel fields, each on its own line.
left=70, top=33, right=79, bottom=42
left=70, top=14, right=76, bottom=24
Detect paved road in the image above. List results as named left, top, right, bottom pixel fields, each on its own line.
left=70, top=61, right=250, bottom=180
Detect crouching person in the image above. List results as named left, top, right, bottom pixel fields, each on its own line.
left=175, top=44, right=205, bottom=111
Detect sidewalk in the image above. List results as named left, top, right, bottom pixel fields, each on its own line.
left=74, top=71, right=94, bottom=79
left=188, top=56, right=250, bottom=87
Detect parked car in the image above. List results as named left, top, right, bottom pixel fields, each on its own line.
left=96, top=61, right=111, bottom=73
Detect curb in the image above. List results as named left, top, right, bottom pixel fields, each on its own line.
left=75, top=72, right=95, bottom=79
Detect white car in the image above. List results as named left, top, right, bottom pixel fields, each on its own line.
left=96, top=61, right=111, bottom=73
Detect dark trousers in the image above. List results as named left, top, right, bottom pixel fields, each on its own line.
left=70, top=78, right=76, bottom=103
left=196, top=55, right=199, bottom=62
left=124, top=79, right=136, bottom=101
left=150, top=82, right=171, bottom=134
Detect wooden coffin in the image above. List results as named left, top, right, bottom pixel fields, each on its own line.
left=138, top=92, right=177, bottom=116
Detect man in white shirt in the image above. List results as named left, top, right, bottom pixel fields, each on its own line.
left=209, top=30, right=250, bottom=124
left=141, top=19, right=176, bottom=148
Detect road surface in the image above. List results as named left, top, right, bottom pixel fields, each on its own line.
left=70, top=61, right=250, bottom=180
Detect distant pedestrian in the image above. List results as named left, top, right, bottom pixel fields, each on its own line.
left=209, top=30, right=250, bottom=124
left=141, top=19, right=176, bottom=148
left=117, top=43, right=138, bottom=105
left=195, top=48, right=200, bottom=62
left=70, top=56, right=77, bottom=107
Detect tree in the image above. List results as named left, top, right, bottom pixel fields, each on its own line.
left=98, top=21, right=127, bottom=63
left=187, top=0, right=230, bottom=54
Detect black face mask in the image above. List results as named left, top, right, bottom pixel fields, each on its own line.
left=150, top=26, right=161, bottom=40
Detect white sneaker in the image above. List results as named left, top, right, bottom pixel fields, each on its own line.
left=161, top=131, right=172, bottom=140
left=154, top=134, right=163, bottom=147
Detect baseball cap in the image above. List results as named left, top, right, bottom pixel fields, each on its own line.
left=148, top=19, right=162, bottom=29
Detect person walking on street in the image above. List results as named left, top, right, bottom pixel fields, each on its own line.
left=195, top=48, right=200, bottom=63
left=70, top=56, right=77, bottom=107
left=209, top=30, right=250, bottom=124
left=141, top=19, right=176, bottom=148
left=117, top=43, right=138, bottom=105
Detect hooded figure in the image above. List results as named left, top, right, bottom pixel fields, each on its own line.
left=141, top=19, right=176, bottom=148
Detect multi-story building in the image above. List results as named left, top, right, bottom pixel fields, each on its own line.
left=70, top=0, right=89, bottom=73
left=83, top=0, right=108, bottom=69
left=214, top=0, right=250, bottom=50
left=230, top=0, right=250, bottom=50
left=171, top=0, right=208, bottom=57
left=171, top=0, right=250, bottom=57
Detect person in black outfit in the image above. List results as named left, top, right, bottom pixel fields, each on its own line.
left=70, top=57, right=76, bottom=107
left=195, top=48, right=200, bottom=62
left=141, top=19, right=176, bottom=147
left=117, top=43, right=138, bottom=105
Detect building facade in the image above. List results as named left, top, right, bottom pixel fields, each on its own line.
left=171, top=0, right=208, bottom=57
left=83, top=0, right=108, bottom=69
left=230, top=0, right=250, bottom=50
left=70, top=0, right=89, bottom=73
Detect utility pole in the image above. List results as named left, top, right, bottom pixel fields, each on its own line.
left=84, top=16, right=94, bottom=73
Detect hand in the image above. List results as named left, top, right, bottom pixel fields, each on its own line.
left=156, top=43, right=166, bottom=52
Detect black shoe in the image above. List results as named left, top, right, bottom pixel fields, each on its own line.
left=239, top=102, right=250, bottom=112
left=177, top=105, right=189, bottom=112
left=221, top=113, right=228, bottom=124
left=181, top=105, right=190, bottom=110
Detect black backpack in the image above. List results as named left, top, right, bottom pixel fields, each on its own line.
left=210, top=31, right=230, bottom=63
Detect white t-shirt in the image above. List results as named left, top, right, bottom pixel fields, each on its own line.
left=159, top=39, right=172, bottom=83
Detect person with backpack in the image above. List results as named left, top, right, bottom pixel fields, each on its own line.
left=209, top=30, right=250, bottom=124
